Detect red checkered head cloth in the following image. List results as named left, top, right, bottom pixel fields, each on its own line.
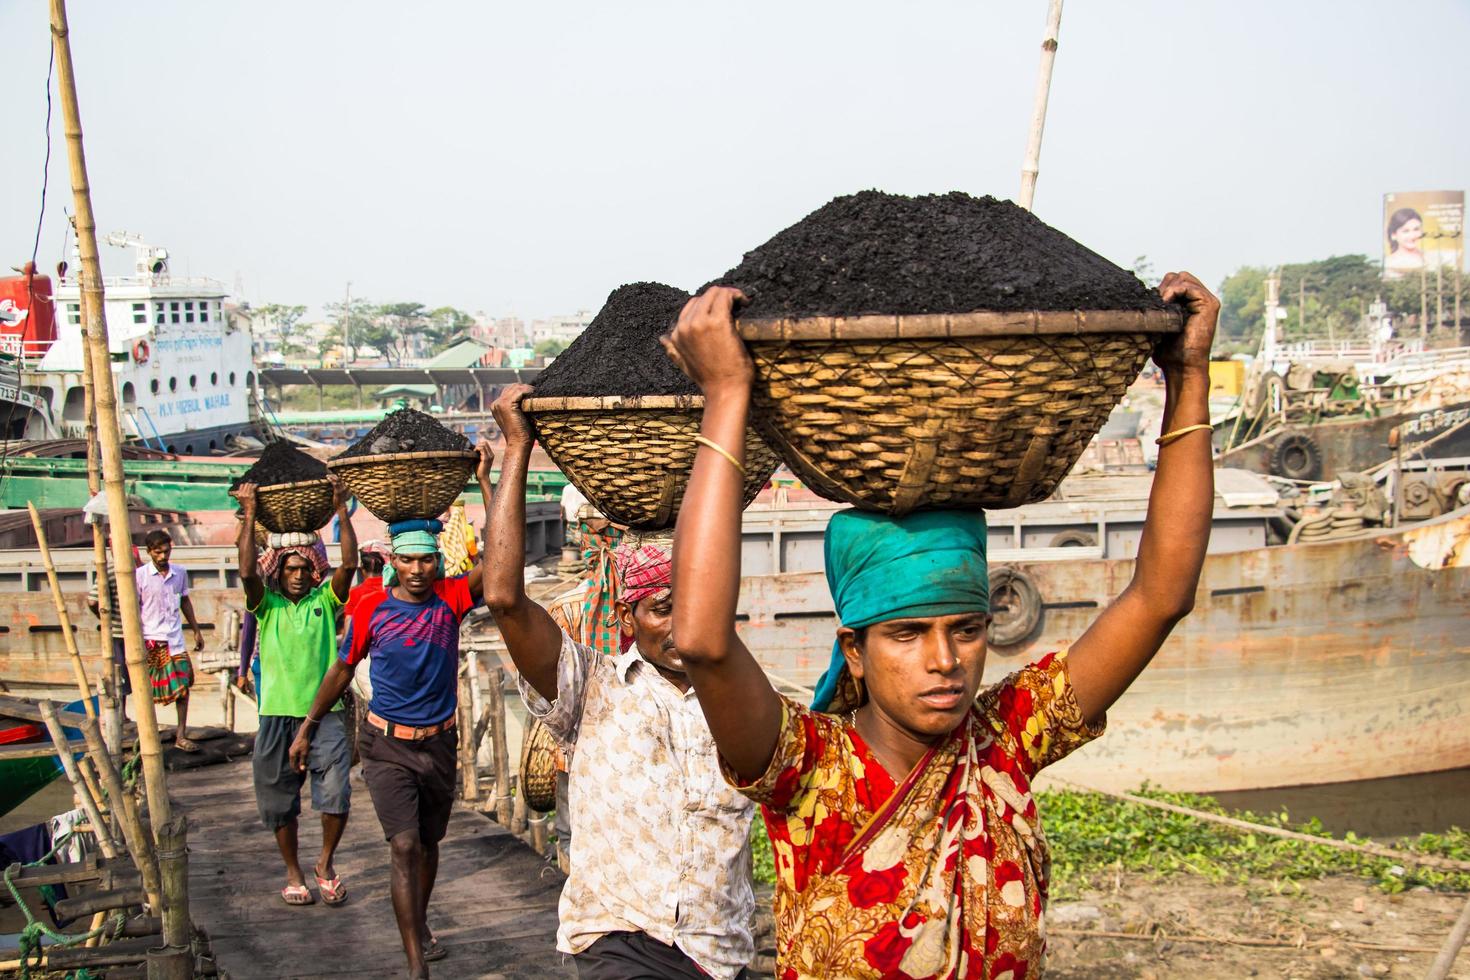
left=611, top=536, right=672, bottom=654
left=260, top=541, right=331, bottom=591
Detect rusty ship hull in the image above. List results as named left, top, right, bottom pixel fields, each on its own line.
left=735, top=507, right=1470, bottom=794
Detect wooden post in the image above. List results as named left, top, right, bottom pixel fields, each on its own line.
left=27, top=503, right=97, bottom=718
left=1426, top=892, right=1470, bottom=980
left=154, top=815, right=192, bottom=953
left=458, top=674, right=479, bottom=802
left=38, top=702, right=119, bottom=861
left=50, top=0, right=173, bottom=831
left=488, top=667, right=514, bottom=827
left=77, top=713, right=162, bottom=910
left=1017, top=0, right=1064, bottom=211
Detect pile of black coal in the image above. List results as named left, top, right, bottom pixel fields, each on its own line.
left=230, top=441, right=328, bottom=489
left=709, top=190, right=1167, bottom=318
left=337, top=408, right=471, bottom=459
left=532, top=282, right=696, bottom=398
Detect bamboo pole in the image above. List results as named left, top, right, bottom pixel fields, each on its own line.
left=488, top=667, right=513, bottom=827
left=78, top=302, right=116, bottom=720
left=26, top=502, right=108, bottom=808
left=154, top=815, right=191, bottom=952
left=27, top=503, right=96, bottom=719
left=38, top=702, right=119, bottom=861
left=77, top=712, right=162, bottom=910
left=1017, top=0, right=1064, bottom=211
left=1425, top=892, right=1470, bottom=980
left=50, top=0, right=172, bottom=831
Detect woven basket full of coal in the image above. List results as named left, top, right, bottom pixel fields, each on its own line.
left=712, top=190, right=1184, bottom=513
left=522, top=394, right=782, bottom=531
left=739, top=310, right=1178, bottom=512
left=326, top=450, right=478, bottom=523
left=246, top=479, right=336, bottom=534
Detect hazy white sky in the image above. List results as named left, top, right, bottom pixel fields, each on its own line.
left=2, top=1, right=1467, bottom=320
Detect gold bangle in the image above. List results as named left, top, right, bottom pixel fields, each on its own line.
left=694, top=435, right=748, bottom=477
left=1155, top=422, right=1213, bottom=447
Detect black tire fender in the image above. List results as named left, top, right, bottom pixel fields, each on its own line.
left=988, top=566, right=1043, bottom=648
left=1270, top=431, right=1323, bottom=482
left=1048, top=529, right=1097, bottom=549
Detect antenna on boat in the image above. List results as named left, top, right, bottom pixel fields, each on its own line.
left=1018, top=0, right=1064, bottom=211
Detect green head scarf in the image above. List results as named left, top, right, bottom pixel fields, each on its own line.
left=383, top=529, right=442, bottom=586
left=811, top=509, right=990, bottom=712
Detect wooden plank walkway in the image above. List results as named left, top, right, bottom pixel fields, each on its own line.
left=170, top=760, right=572, bottom=979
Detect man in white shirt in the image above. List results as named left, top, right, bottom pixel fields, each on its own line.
left=484, top=385, right=755, bottom=980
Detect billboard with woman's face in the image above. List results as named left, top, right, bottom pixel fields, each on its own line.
left=1383, top=190, right=1464, bottom=279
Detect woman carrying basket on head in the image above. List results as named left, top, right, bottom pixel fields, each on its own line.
left=660, top=274, right=1218, bottom=980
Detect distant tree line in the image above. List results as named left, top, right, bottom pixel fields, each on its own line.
left=1214, top=255, right=1467, bottom=356
left=250, top=301, right=476, bottom=365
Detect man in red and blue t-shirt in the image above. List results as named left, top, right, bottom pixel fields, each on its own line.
left=290, top=443, right=493, bottom=979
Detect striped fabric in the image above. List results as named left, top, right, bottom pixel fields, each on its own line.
left=145, top=639, right=193, bottom=705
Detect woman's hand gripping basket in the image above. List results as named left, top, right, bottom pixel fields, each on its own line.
left=326, top=450, right=478, bottom=523
left=738, top=308, right=1182, bottom=514
left=521, top=394, right=782, bottom=531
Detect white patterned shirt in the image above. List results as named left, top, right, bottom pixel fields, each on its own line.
left=519, top=631, right=755, bottom=978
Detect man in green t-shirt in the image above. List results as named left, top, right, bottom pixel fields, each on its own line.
left=236, top=478, right=358, bottom=907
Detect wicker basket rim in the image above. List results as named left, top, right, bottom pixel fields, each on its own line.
left=326, top=449, right=478, bottom=468
left=737, top=307, right=1182, bottom=342
left=522, top=394, right=704, bottom=412
left=226, top=477, right=332, bottom=497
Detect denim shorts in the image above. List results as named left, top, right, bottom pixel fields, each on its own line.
left=253, top=712, right=352, bottom=829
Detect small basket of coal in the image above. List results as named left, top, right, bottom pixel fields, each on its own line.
left=327, top=408, right=475, bottom=523
left=522, top=282, right=781, bottom=530
left=716, top=191, right=1182, bottom=513
left=229, top=442, right=335, bottom=533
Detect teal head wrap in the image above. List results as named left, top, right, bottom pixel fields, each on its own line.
left=383, top=529, right=443, bottom=586
left=811, top=509, right=990, bottom=712
left=391, top=530, right=439, bottom=556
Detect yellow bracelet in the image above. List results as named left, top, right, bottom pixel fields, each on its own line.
left=694, top=435, right=748, bottom=477
left=1155, top=422, right=1213, bottom=447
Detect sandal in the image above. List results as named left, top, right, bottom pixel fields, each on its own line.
left=174, top=736, right=201, bottom=753
left=422, top=934, right=447, bottom=962
left=315, top=869, right=348, bottom=906
left=281, top=884, right=314, bottom=906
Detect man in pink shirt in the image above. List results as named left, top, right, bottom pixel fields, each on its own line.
left=137, top=529, right=205, bottom=751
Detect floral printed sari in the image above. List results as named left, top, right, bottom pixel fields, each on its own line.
left=730, top=651, right=1104, bottom=979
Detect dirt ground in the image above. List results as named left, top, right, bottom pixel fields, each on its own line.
left=1045, top=871, right=1467, bottom=979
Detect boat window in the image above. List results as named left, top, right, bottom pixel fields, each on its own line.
left=132, top=303, right=146, bottom=325
left=229, top=371, right=237, bottom=385
left=151, top=379, right=160, bottom=395
left=169, top=377, right=178, bottom=393
left=155, top=302, right=165, bottom=325
left=62, top=386, right=86, bottom=422
left=210, top=372, right=218, bottom=386
left=66, top=303, right=81, bottom=326
left=122, top=381, right=136, bottom=406
left=189, top=374, right=198, bottom=390
left=246, top=371, right=255, bottom=388
left=198, top=305, right=209, bottom=324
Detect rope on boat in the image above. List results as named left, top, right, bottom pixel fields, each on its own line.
left=2, top=831, right=126, bottom=980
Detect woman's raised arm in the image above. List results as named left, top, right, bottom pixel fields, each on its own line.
left=664, top=288, right=784, bottom=782
left=1066, top=271, right=1219, bottom=722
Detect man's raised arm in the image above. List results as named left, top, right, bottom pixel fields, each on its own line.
left=329, top=476, right=359, bottom=603
left=481, top=385, right=564, bottom=701
left=235, top=483, right=265, bottom=610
